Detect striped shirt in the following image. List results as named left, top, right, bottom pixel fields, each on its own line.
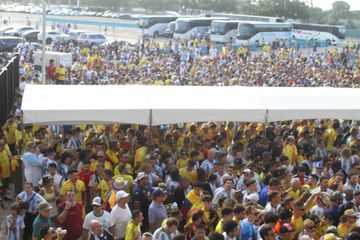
left=153, top=228, right=172, bottom=240
left=17, top=191, right=45, bottom=213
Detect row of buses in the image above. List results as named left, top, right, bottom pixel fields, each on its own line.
left=137, top=14, right=346, bottom=46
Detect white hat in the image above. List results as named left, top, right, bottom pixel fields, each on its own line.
left=115, top=190, right=129, bottom=201
left=246, top=193, right=259, bottom=203
left=91, top=196, right=101, bottom=206
left=243, top=168, right=251, bottom=174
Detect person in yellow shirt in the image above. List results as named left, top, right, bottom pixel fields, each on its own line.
left=337, top=209, right=358, bottom=238
left=287, top=178, right=302, bottom=201
left=2, top=116, right=16, bottom=154
left=55, top=63, right=67, bottom=84
left=179, top=160, right=197, bottom=184
left=215, top=207, right=235, bottom=233
left=105, top=142, right=119, bottom=169
left=113, top=163, right=133, bottom=194
left=0, top=139, right=11, bottom=200
left=134, top=138, right=148, bottom=174
left=323, top=120, right=340, bottom=152
left=291, top=201, right=306, bottom=234
left=177, top=149, right=189, bottom=169
left=96, top=169, right=113, bottom=203
left=23, top=125, right=34, bottom=146
left=125, top=210, right=143, bottom=240
left=282, top=135, right=298, bottom=168
left=60, top=169, right=86, bottom=204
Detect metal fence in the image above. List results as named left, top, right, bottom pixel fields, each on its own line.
left=0, top=54, right=19, bottom=126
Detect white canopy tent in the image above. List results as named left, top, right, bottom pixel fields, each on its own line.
left=21, top=85, right=360, bottom=126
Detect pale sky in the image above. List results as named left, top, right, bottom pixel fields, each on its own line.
left=302, top=0, right=360, bottom=11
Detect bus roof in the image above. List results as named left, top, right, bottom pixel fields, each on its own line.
left=138, top=15, right=180, bottom=18
left=206, top=13, right=286, bottom=21
left=239, top=22, right=292, bottom=27
left=176, top=17, right=229, bottom=21
left=292, top=22, right=345, bottom=28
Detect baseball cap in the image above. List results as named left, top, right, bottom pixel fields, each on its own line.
left=38, top=201, right=52, bottom=212
left=153, top=189, right=166, bottom=199
left=112, top=177, right=128, bottom=191
left=243, top=168, right=251, bottom=174
left=315, top=161, right=324, bottom=169
left=115, top=190, right=129, bottom=201
left=91, top=197, right=101, bottom=206
left=135, top=172, right=148, bottom=182
left=279, top=223, right=295, bottom=234
left=344, top=209, right=358, bottom=217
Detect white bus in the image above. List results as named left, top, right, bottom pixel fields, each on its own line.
left=174, top=17, right=228, bottom=40
left=235, top=22, right=292, bottom=46
left=291, top=23, right=346, bottom=45
left=210, top=20, right=243, bottom=43
left=138, top=15, right=179, bottom=37
left=205, top=13, right=286, bottom=23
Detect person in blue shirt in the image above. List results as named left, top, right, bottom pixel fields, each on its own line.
left=240, top=205, right=258, bottom=240
left=259, top=178, right=281, bottom=208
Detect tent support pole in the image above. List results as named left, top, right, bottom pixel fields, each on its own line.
left=148, top=109, right=152, bottom=149
left=264, top=109, right=269, bottom=139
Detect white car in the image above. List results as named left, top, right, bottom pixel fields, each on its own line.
left=0, top=27, right=13, bottom=36
left=78, top=33, right=107, bottom=46
left=4, top=26, right=34, bottom=37
left=38, top=31, right=71, bottom=44
left=67, top=30, right=88, bottom=42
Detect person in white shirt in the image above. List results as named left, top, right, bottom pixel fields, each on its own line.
left=212, top=177, right=235, bottom=205
left=264, top=191, right=281, bottom=214
left=83, top=197, right=111, bottom=240
left=109, top=191, right=131, bottom=239
left=23, top=142, right=42, bottom=188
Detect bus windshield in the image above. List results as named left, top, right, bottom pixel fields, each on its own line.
left=211, top=22, right=227, bottom=34
left=138, top=18, right=152, bottom=28
left=175, top=20, right=191, bottom=33
left=237, top=24, right=255, bottom=40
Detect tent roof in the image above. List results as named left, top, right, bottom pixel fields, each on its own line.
left=21, top=85, right=360, bottom=125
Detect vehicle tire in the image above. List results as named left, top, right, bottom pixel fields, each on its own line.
left=153, top=31, right=158, bottom=38
left=326, top=39, right=331, bottom=46
left=14, top=33, right=19, bottom=37
left=46, top=38, right=52, bottom=44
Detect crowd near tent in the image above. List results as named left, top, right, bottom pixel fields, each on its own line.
left=21, top=85, right=360, bottom=125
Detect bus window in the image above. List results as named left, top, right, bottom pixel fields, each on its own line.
left=211, top=22, right=226, bottom=34
left=237, top=24, right=255, bottom=40
left=138, top=18, right=152, bottom=28
left=175, top=20, right=191, bottom=33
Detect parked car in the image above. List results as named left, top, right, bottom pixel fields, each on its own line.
left=0, top=37, right=25, bottom=52
left=4, top=26, right=34, bottom=37
left=67, top=30, right=87, bottom=42
left=78, top=33, right=107, bottom=46
left=38, top=31, right=71, bottom=44
left=22, top=30, right=40, bottom=42
left=0, top=27, right=13, bottom=36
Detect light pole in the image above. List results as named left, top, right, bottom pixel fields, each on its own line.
left=41, top=1, right=47, bottom=85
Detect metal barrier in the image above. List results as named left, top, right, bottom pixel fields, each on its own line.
left=0, top=54, right=19, bottom=126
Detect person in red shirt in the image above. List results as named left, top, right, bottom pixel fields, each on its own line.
left=57, top=190, right=83, bottom=240
left=46, top=59, right=55, bottom=82
left=77, top=161, right=94, bottom=209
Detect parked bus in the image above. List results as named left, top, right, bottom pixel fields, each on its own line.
left=235, top=22, right=292, bottom=46
left=235, top=22, right=345, bottom=46
left=291, top=23, right=345, bottom=45
left=138, top=15, right=179, bottom=37
left=210, top=20, right=244, bottom=43
left=174, top=17, right=228, bottom=40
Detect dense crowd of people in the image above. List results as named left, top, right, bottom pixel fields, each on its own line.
left=0, top=36, right=360, bottom=240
